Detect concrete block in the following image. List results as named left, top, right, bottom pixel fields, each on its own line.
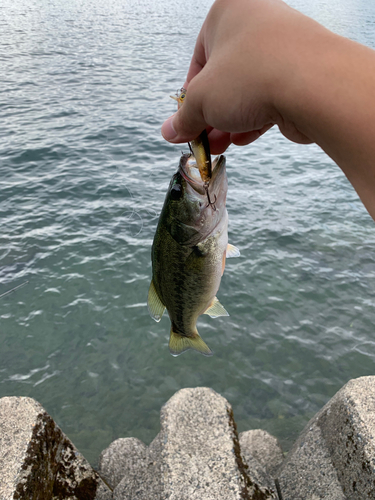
left=113, top=433, right=163, bottom=500
left=319, top=376, right=375, bottom=498
left=95, top=481, right=113, bottom=500
left=277, top=418, right=345, bottom=500
left=0, top=396, right=111, bottom=500
left=239, top=429, right=284, bottom=478
left=113, top=387, right=276, bottom=500
left=278, top=376, right=375, bottom=500
left=98, top=437, right=147, bottom=490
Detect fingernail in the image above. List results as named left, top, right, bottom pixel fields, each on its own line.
left=161, top=115, right=177, bottom=141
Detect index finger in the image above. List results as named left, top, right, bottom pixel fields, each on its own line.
left=183, top=31, right=207, bottom=88
left=184, top=57, right=204, bottom=89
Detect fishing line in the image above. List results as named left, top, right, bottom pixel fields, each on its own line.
left=0, top=281, right=29, bottom=299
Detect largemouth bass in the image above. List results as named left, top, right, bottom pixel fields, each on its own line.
left=148, top=153, right=239, bottom=356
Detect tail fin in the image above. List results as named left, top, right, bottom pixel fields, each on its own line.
left=169, top=327, right=213, bottom=357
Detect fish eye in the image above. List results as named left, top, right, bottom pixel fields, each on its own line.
left=170, top=184, right=182, bottom=200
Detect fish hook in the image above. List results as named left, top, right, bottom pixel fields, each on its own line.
left=204, top=181, right=216, bottom=211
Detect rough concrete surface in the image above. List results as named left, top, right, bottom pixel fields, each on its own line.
left=277, top=417, right=345, bottom=500
left=95, top=481, right=114, bottom=500
left=159, top=387, right=275, bottom=500
left=6, top=378, right=375, bottom=500
left=239, top=429, right=284, bottom=478
left=319, top=376, right=375, bottom=498
left=0, top=396, right=111, bottom=500
left=113, top=433, right=163, bottom=500
left=98, top=437, right=147, bottom=491
left=237, top=445, right=276, bottom=493
left=111, top=387, right=276, bottom=500
left=278, top=376, right=375, bottom=500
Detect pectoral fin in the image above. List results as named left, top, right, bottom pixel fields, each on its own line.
left=147, top=280, right=166, bottom=322
left=226, top=243, right=240, bottom=258
left=169, top=327, right=213, bottom=357
left=204, top=297, right=229, bottom=318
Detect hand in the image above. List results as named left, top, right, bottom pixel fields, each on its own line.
left=161, top=0, right=314, bottom=154
left=161, top=0, right=375, bottom=221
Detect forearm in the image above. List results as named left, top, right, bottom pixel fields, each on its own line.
left=272, top=9, right=375, bottom=218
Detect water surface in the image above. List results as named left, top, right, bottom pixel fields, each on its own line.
left=1, top=0, right=375, bottom=465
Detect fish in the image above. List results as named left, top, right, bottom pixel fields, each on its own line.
left=171, top=88, right=212, bottom=184
left=148, top=152, right=240, bottom=356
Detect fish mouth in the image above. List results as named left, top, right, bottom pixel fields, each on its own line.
left=179, top=154, right=205, bottom=195
left=179, top=153, right=225, bottom=196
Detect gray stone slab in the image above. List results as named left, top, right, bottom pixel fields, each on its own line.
left=239, top=429, right=284, bottom=478
left=114, top=387, right=276, bottom=500
left=278, top=376, right=375, bottom=500
left=0, top=396, right=111, bottom=500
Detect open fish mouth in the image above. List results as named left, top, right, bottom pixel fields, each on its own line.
left=179, top=154, right=205, bottom=194
left=180, top=154, right=225, bottom=197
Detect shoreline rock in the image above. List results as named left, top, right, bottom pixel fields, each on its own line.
left=0, top=396, right=111, bottom=500
left=99, top=387, right=276, bottom=500
left=2, top=376, right=375, bottom=499
left=278, top=376, right=375, bottom=500
left=239, top=429, right=284, bottom=480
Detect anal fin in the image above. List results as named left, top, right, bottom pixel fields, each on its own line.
left=204, top=296, right=229, bottom=318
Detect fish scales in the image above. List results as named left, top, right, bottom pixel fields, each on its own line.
left=153, top=227, right=225, bottom=334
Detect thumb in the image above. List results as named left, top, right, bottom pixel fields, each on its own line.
left=161, top=85, right=208, bottom=144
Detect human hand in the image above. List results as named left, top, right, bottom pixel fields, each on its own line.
left=161, top=0, right=375, bottom=221
left=161, top=0, right=315, bottom=154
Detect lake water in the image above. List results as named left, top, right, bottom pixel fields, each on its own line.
left=1, top=0, right=375, bottom=466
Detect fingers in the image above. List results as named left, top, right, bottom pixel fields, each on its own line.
left=208, top=129, right=232, bottom=155
left=161, top=113, right=179, bottom=141
left=161, top=107, right=207, bottom=144
left=161, top=98, right=274, bottom=151
left=184, top=57, right=204, bottom=89
left=184, top=31, right=206, bottom=86
left=231, top=124, right=274, bottom=145
left=161, top=75, right=210, bottom=143
left=162, top=26, right=210, bottom=143
left=208, top=125, right=274, bottom=155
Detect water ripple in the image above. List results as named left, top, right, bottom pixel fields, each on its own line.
left=1, top=0, right=375, bottom=466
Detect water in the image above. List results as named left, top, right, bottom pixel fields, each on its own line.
left=1, top=0, right=375, bottom=466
